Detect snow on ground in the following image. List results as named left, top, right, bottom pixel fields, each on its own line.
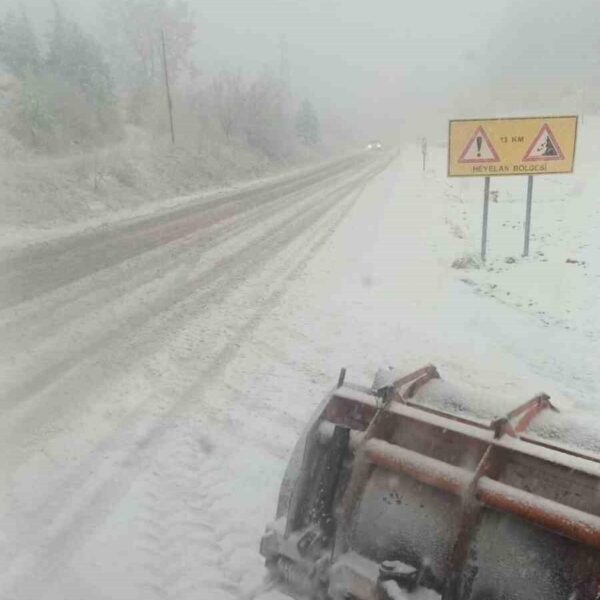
left=0, top=120, right=598, bottom=600
left=0, top=152, right=355, bottom=254
left=435, top=117, right=600, bottom=346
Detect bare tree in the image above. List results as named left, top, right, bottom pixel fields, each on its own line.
left=243, top=70, right=290, bottom=158
left=101, top=0, right=196, bottom=89
left=211, top=70, right=246, bottom=139
left=295, top=99, right=319, bottom=145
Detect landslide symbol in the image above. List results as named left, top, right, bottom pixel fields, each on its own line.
left=523, top=124, right=565, bottom=161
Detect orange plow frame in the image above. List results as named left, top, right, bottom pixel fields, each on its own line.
left=261, top=365, right=600, bottom=600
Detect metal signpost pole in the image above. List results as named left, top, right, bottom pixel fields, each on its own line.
left=481, top=176, right=490, bottom=262
left=523, top=175, right=534, bottom=257
left=161, top=29, right=176, bottom=145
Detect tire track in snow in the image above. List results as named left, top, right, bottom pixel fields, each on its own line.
left=136, top=424, right=238, bottom=600
left=0, top=161, right=364, bottom=382
left=0, top=155, right=369, bottom=310
left=0, top=176, right=346, bottom=425
left=132, top=175, right=376, bottom=600
left=0, top=155, right=389, bottom=600
left=0, top=162, right=378, bottom=425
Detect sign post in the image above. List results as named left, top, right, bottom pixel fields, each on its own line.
left=523, top=175, right=534, bottom=257
left=448, top=116, right=577, bottom=259
left=481, top=176, right=490, bottom=261
left=421, top=137, right=428, bottom=172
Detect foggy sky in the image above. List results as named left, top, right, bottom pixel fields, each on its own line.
left=11, top=0, right=600, bottom=140
left=194, top=0, right=509, bottom=137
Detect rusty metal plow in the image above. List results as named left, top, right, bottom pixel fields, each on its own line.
left=261, top=365, right=600, bottom=600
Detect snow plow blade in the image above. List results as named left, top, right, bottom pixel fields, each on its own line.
left=260, top=365, right=600, bottom=600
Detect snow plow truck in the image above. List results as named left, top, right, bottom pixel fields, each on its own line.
left=260, top=365, right=600, bottom=600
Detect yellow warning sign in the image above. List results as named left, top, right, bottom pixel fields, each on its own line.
left=448, top=116, right=577, bottom=177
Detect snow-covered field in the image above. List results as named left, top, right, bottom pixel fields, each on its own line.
left=0, top=119, right=598, bottom=600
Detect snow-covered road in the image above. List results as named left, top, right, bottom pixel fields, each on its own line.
left=0, top=144, right=598, bottom=600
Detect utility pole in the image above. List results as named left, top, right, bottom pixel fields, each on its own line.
left=161, top=29, right=175, bottom=144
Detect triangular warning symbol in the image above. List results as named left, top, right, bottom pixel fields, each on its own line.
left=458, top=127, right=500, bottom=163
left=523, top=124, right=564, bottom=161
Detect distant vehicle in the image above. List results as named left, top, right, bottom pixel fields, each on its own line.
left=366, top=140, right=383, bottom=151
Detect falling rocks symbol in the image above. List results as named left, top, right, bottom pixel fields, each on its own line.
left=523, top=124, right=565, bottom=162
left=539, top=136, right=557, bottom=157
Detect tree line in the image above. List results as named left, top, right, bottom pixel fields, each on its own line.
left=0, top=0, right=320, bottom=156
